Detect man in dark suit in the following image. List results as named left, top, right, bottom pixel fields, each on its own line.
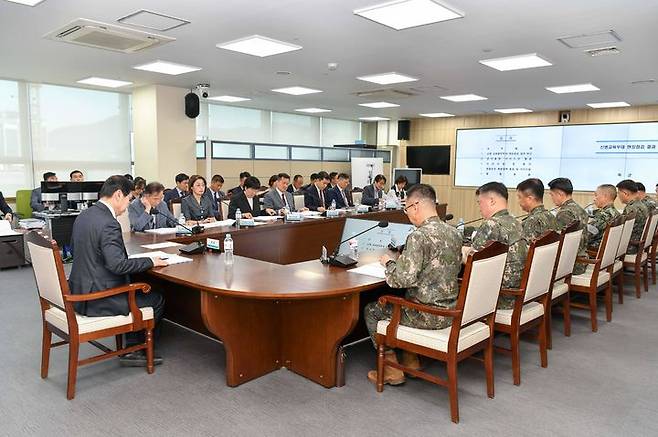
left=362, top=174, right=387, bottom=206
left=31, top=171, right=58, bottom=212
left=263, top=173, right=308, bottom=212
left=304, top=171, right=330, bottom=212
left=163, top=173, right=189, bottom=204
left=287, top=174, right=304, bottom=194
left=204, top=174, right=226, bottom=218
left=228, top=171, right=251, bottom=196
left=128, top=182, right=176, bottom=231
left=0, top=191, right=12, bottom=221
left=69, top=175, right=167, bottom=366
left=326, top=173, right=353, bottom=208
left=228, top=176, right=275, bottom=219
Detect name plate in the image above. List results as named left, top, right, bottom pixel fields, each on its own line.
left=239, top=218, right=255, bottom=226
left=356, top=205, right=370, bottom=213
left=286, top=212, right=302, bottom=221
left=206, top=238, right=221, bottom=251
left=326, top=209, right=340, bottom=218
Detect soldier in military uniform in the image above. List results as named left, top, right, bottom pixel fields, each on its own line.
left=548, top=178, right=589, bottom=274
left=617, top=179, right=649, bottom=254
left=637, top=182, right=657, bottom=215
left=465, top=182, right=528, bottom=310
left=516, top=178, right=558, bottom=241
left=587, top=184, right=621, bottom=250
left=364, top=184, right=461, bottom=386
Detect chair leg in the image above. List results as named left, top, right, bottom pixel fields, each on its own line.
left=115, top=334, right=123, bottom=352
left=376, top=343, right=385, bottom=393
left=643, top=263, right=649, bottom=292
left=617, top=272, right=624, bottom=304
left=605, top=283, right=613, bottom=322
left=484, top=339, right=494, bottom=399
left=539, top=318, right=548, bottom=368
left=447, top=359, right=459, bottom=424
left=511, top=330, right=521, bottom=386
left=41, top=323, right=52, bottom=379
left=589, top=292, right=598, bottom=333
left=652, top=250, right=657, bottom=285
left=562, top=295, right=571, bottom=337
left=66, top=339, right=80, bottom=400
left=635, top=269, right=641, bottom=298
left=546, top=304, right=553, bottom=350
left=146, top=329, right=154, bottom=374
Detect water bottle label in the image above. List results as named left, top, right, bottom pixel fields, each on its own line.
left=224, top=240, right=233, bottom=251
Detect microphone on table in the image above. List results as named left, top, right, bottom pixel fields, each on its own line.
left=150, top=208, right=204, bottom=235
left=150, top=208, right=206, bottom=254
left=326, top=220, right=389, bottom=268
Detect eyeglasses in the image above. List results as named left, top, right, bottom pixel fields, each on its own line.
left=403, top=201, right=419, bottom=214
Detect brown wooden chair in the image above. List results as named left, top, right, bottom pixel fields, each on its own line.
left=568, top=219, right=623, bottom=332
left=611, top=213, right=635, bottom=303
left=494, top=231, right=561, bottom=386
left=26, top=231, right=156, bottom=400
left=374, top=241, right=509, bottom=423
left=622, top=213, right=658, bottom=298
left=651, top=222, right=658, bottom=285
left=547, top=221, right=582, bottom=349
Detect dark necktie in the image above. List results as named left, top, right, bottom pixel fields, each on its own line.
left=319, top=188, right=325, bottom=208
left=281, top=193, right=287, bottom=208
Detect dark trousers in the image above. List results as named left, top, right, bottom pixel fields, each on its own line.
left=125, top=291, right=165, bottom=346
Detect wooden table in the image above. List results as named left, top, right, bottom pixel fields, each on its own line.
left=125, top=206, right=446, bottom=388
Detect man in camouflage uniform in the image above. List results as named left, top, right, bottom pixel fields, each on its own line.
left=617, top=180, right=649, bottom=254
left=548, top=178, right=589, bottom=274
left=587, top=184, right=621, bottom=251
left=516, top=178, right=558, bottom=241
left=465, top=182, right=528, bottom=310
left=637, top=182, right=657, bottom=215
left=364, top=184, right=461, bottom=386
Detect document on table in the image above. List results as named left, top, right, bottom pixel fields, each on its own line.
left=0, top=220, right=19, bottom=236
left=128, top=251, right=193, bottom=265
left=348, top=262, right=387, bottom=279
left=300, top=211, right=322, bottom=217
left=145, top=227, right=179, bottom=235
left=141, top=242, right=183, bottom=250
left=254, top=215, right=282, bottom=222
left=203, top=219, right=236, bottom=228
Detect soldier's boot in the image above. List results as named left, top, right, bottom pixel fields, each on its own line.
left=367, top=351, right=405, bottom=386
left=401, top=351, right=421, bottom=373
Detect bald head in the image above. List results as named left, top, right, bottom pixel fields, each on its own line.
left=594, top=184, right=617, bottom=209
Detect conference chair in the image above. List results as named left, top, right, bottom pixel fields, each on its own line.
left=611, top=213, right=636, bottom=303
left=116, top=211, right=131, bottom=233
left=494, top=231, right=561, bottom=386
left=568, top=220, right=623, bottom=332
left=622, top=213, right=658, bottom=297
left=651, top=222, right=658, bottom=285
left=220, top=200, right=230, bottom=222
left=293, top=194, right=305, bottom=211
left=352, top=191, right=363, bottom=205
left=168, top=198, right=182, bottom=218
left=374, top=241, right=508, bottom=424
left=15, top=189, right=33, bottom=218
left=26, top=232, right=156, bottom=400
left=547, top=222, right=582, bottom=349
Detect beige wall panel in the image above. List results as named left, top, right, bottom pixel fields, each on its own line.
left=252, top=160, right=291, bottom=181
left=290, top=161, right=324, bottom=179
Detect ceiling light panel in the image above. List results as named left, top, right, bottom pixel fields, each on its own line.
left=357, top=72, right=418, bottom=85
left=207, top=95, right=251, bottom=102
left=271, top=86, right=322, bottom=95
left=4, top=0, right=45, bottom=5
left=546, top=83, right=599, bottom=94
left=133, top=60, right=201, bottom=75
left=419, top=112, right=454, bottom=117
left=295, top=108, right=332, bottom=113
left=358, top=102, right=400, bottom=108
left=359, top=116, right=390, bottom=121
left=117, top=9, right=190, bottom=31
left=76, top=77, right=133, bottom=88
left=217, top=35, right=302, bottom=57
left=587, top=102, right=630, bottom=109
left=479, top=53, right=552, bottom=71
left=494, top=108, right=533, bottom=113
left=440, top=94, right=487, bottom=102
left=354, top=0, right=464, bottom=31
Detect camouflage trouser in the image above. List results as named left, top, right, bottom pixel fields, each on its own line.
left=572, top=261, right=587, bottom=275
left=497, top=295, right=515, bottom=310
left=364, top=301, right=452, bottom=350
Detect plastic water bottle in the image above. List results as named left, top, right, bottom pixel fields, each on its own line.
left=349, top=239, right=359, bottom=260
left=224, top=233, right=234, bottom=265
left=378, top=197, right=385, bottom=210
left=235, top=208, right=242, bottom=228
left=457, top=218, right=465, bottom=237
left=177, top=213, right=186, bottom=233
left=330, top=199, right=336, bottom=210
left=178, top=213, right=185, bottom=225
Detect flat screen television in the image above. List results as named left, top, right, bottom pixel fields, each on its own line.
left=406, top=145, right=451, bottom=175
left=393, top=168, right=422, bottom=187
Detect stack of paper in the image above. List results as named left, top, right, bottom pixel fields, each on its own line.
left=145, top=227, right=178, bottom=235
left=141, top=242, right=183, bottom=250
left=347, top=262, right=387, bottom=279
left=254, top=215, right=282, bottom=222
left=0, top=220, right=19, bottom=236
left=203, top=219, right=235, bottom=228
left=128, top=251, right=193, bottom=266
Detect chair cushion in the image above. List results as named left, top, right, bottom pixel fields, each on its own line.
left=569, top=265, right=611, bottom=287
left=376, top=321, right=490, bottom=353
left=495, top=301, right=544, bottom=325
left=613, top=260, right=622, bottom=273
left=624, top=252, right=647, bottom=264
left=45, top=306, right=154, bottom=335
left=552, top=280, right=569, bottom=298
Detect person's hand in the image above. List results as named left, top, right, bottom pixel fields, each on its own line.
left=185, top=220, right=197, bottom=226
left=265, top=208, right=276, bottom=216
left=152, top=257, right=168, bottom=267
left=205, top=217, right=216, bottom=223
left=299, top=207, right=309, bottom=212
left=461, top=246, right=474, bottom=264
left=379, top=254, right=392, bottom=266
left=3, top=212, right=12, bottom=221
left=140, top=196, right=151, bottom=213
left=242, top=212, right=253, bottom=219
left=317, top=207, right=326, bottom=213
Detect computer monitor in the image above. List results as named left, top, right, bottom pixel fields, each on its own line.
left=392, top=168, right=422, bottom=188
left=40, top=181, right=104, bottom=211
left=337, top=218, right=414, bottom=255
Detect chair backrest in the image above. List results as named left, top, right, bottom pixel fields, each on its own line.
left=459, top=241, right=509, bottom=326
left=523, top=231, right=562, bottom=302
left=116, top=211, right=131, bottom=233
left=643, top=213, right=658, bottom=250
left=352, top=191, right=363, bottom=205
left=15, top=189, right=33, bottom=218
left=554, top=224, right=583, bottom=282
left=26, top=232, right=67, bottom=309
left=293, top=194, right=305, bottom=211
left=616, top=214, right=636, bottom=258
left=221, top=201, right=230, bottom=221
left=168, top=198, right=182, bottom=216
left=599, top=219, right=624, bottom=270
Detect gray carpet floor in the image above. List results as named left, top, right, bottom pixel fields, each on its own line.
left=1, top=265, right=657, bottom=437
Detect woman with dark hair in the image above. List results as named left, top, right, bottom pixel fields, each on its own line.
left=130, top=176, right=146, bottom=200
left=389, top=175, right=408, bottom=199
left=181, top=175, right=216, bottom=225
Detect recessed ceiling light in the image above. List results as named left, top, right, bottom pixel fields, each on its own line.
left=295, top=108, right=332, bottom=113
left=359, top=116, right=391, bottom=121
left=271, top=86, right=322, bottom=95
left=546, top=83, right=599, bottom=94
left=354, top=0, right=464, bottom=31
left=358, top=101, right=400, bottom=108
left=479, top=53, right=552, bottom=71
left=4, top=0, right=45, bottom=5
left=419, top=112, right=454, bottom=117
left=76, top=77, right=133, bottom=88
left=207, top=95, right=251, bottom=103
left=587, top=101, right=630, bottom=109
left=117, top=9, right=190, bottom=31
left=357, top=72, right=418, bottom=85
left=217, top=35, right=302, bottom=57
left=133, top=60, right=201, bottom=75
left=494, top=108, right=533, bottom=114
left=440, top=94, right=487, bottom=102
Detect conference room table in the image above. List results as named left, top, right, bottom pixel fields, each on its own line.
left=125, top=205, right=447, bottom=388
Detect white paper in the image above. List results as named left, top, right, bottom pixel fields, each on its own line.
left=348, top=262, right=386, bottom=279
left=203, top=219, right=235, bottom=228
left=302, top=215, right=325, bottom=220
left=128, top=251, right=192, bottom=266
left=254, top=215, right=282, bottom=222
left=300, top=211, right=322, bottom=216
left=145, top=227, right=178, bottom=235
left=141, top=242, right=183, bottom=250
left=0, top=220, right=19, bottom=236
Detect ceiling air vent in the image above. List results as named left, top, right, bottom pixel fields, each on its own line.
left=353, top=88, right=416, bottom=100
left=44, top=18, right=175, bottom=53
left=584, top=46, right=620, bottom=57
left=557, top=30, right=621, bottom=49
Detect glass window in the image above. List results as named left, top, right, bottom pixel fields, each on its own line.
left=375, top=150, right=391, bottom=163
left=208, top=104, right=271, bottom=143
left=321, top=118, right=361, bottom=147
left=29, top=83, right=131, bottom=183
left=212, top=142, right=252, bottom=159
left=196, top=141, right=206, bottom=159
left=322, top=147, right=350, bottom=162
left=272, top=112, right=320, bottom=145
left=0, top=80, right=31, bottom=194
left=291, top=146, right=321, bottom=161
left=350, top=149, right=375, bottom=158
left=254, top=144, right=288, bottom=160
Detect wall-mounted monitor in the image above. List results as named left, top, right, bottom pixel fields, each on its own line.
left=406, top=145, right=451, bottom=175
left=393, top=168, right=422, bottom=187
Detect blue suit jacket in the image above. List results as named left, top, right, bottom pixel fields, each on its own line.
left=326, top=185, right=352, bottom=208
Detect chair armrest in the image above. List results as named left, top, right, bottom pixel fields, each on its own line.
left=378, top=295, right=460, bottom=318
left=499, top=287, right=523, bottom=297
left=576, top=257, right=599, bottom=265
left=64, top=283, right=152, bottom=302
